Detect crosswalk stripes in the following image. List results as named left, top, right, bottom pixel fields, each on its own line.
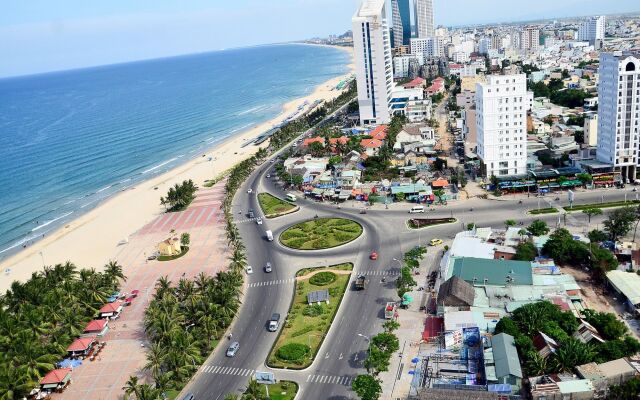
left=305, top=374, right=353, bottom=386
left=201, top=365, right=255, bottom=377
left=356, top=268, right=400, bottom=276
left=248, top=278, right=296, bottom=288
left=234, top=217, right=260, bottom=224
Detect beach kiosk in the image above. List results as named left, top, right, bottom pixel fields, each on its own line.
left=40, top=368, right=72, bottom=393
left=67, top=336, right=96, bottom=358
left=83, top=319, right=109, bottom=337
left=99, top=301, right=123, bottom=319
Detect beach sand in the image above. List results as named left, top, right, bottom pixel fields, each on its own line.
left=0, top=47, right=354, bottom=293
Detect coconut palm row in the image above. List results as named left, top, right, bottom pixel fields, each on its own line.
left=0, top=261, right=125, bottom=399
left=125, top=83, right=357, bottom=398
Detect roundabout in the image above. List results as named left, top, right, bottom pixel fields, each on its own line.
left=279, top=217, right=363, bottom=250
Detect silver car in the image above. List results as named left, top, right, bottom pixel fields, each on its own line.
left=265, top=262, right=272, bottom=273
left=226, top=341, right=240, bottom=357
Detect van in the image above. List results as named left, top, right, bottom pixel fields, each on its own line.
left=409, top=206, right=425, bottom=213
left=285, top=193, right=297, bottom=202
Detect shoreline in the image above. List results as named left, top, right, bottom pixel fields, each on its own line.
left=0, top=49, right=354, bottom=293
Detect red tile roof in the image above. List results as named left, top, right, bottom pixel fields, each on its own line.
left=328, top=136, right=348, bottom=145
left=67, top=337, right=96, bottom=352
left=84, top=319, right=108, bottom=333
left=40, top=368, right=72, bottom=385
left=99, top=301, right=122, bottom=314
left=431, top=178, right=449, bottom=187
left=302, top=137, right=325, bottom=146
left=360, top=138, right=383, bottom=148
left=404, top=77, right=425, bottom=89
left=370, top=125, right=388, bottom=140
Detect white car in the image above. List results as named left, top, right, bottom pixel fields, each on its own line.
left=256, top=218, right=263, bottom=225
left=266, top=174, right=271, bottom=178
left=247, top=188, right=253, bottom=194
left=245, top=266, right=253, bottom=274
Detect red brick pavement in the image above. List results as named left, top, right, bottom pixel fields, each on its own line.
left=55, top=183, right=229, bottom=400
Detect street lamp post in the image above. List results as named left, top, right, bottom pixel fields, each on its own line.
left=357, top=333, right=371, bottom=358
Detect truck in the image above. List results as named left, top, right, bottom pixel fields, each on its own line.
left=266, top=230, right=274, bottom=241
left=268, top=313, right=281, bottom=332
left=384, top=302, right=396, bottom=319
left=354, top=274, right=367, bottom=290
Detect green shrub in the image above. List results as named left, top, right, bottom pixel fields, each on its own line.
left=291, top=325, right=314, bottom=337
left=276, top=343, right=310, bottom=362
left=303, top=304, right=325, bottom=317
left=309, top=271, right=337, bottom=286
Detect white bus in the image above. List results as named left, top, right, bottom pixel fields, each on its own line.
left=285, top=193, right=297, bottom=202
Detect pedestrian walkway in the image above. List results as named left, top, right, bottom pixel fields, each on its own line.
left=247, top=278, right=295, bottom=288
left=355, top=268, right=400, bottom=276
left=305, top=374, right=353, bottom=386
left=200, top=365, right=255, bottom=377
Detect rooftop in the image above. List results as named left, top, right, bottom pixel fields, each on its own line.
left=451, top=257, right=533, bottom=286
left=491, top=333, right=523, bottom=379
left=606, top=270, right=640, bottom=305
left=67, top=336, right=96, bottom=352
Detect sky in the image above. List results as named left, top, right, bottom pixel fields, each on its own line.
left=1, top=0, right=639, bottom=78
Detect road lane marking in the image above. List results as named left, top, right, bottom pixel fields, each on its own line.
left=306, top=375, right=312, bottom=382
left=247, top=278, right=296, bottom=288
left=325, top=352, right=329, bottom=359
left=339, top=353, right=343, bottom=360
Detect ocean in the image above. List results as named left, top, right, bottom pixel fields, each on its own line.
left=0, top=44, right=351, bottom=257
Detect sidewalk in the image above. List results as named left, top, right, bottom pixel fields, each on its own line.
left=378, top=251, right=441, bottom=399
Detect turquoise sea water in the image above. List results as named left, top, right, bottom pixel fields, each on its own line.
left=0, top=44, right=350, bottom=257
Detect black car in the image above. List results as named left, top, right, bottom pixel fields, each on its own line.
left=248, top=209, right=255, bottom=218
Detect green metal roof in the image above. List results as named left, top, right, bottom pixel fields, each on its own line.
left=491, top=333, right=523, bottom=379
left=451, top=257, right=533, bottom=286
left=390, top=184, right=430, bottom=194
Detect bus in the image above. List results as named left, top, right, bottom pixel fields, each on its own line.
left=285, top=193, right=297, bottom=202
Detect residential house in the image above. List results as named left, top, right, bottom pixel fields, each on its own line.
left=533, top=331, right=559, bottom=359
left=361, top=138, right=384, bottom=156
left=574, top=319, right=605, bottom=344
left=394, top=124, right=435, bottom=151
left=437, top=276, right=475, bottom=307
left=427, top=77, right=445, bottom=95
left=370, top=125, right=388, bottom=141
left=489, top=333, right=523, bottom=394
left=302, top=136, right=326, bottom=147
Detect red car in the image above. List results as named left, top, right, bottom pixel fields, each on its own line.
left=370, top=251, right=378, bottom=260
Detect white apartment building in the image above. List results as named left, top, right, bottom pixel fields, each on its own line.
left=393, top=55, right=419, bottom=78
left=476, top=74, right=529, bottom=178
left=414, top=0, right=434, bottom=38
left=578, top=16, right=605, bottom=48
left=352, top=0, right=394, bottom=125
left=520, top=27, right=540, bottom=53
left=596, top=52, right=640, bottom=182
left=410, top=37, right=443, bottom=57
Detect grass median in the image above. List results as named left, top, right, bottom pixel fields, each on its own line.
left=280, top=218, right=362, bottom=250
left=529, top=207, right=559, bottom=215
left=407, top=217, right=456, bottom=229
left=267, top=263, right=352, bottom=369
left=566, top=199, right=640, bottom=212
left=257, top=192, right=297, bottom=218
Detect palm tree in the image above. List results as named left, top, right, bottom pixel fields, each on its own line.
left=123, top=375, right=140, bottom=399
left=144, top=343, right=165, bottom=380
left=517, top=228, right=528, bottom=241
left=243, top=379, right=266, bottom=400
left=504, top=219, right=517, bottom=229
left=228, top=248, right=247, bottom=273
left=526, top=352, right=548, bottom=376
left=433, top=189, right=445, bottom=204
left=154, top=276, right=172, bottom=298
left=104, top=260, right=126, bottom=287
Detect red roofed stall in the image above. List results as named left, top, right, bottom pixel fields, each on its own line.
left=83, top=319, right=109, bottom=337
left=67, top=336, right=96, bottom=357
left=40, top=368, right=72, bottom=392
left=99, top=301, right=123, bottom=318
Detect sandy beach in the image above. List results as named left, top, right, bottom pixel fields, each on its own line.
left=0, top=46, right=354, bottom=293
